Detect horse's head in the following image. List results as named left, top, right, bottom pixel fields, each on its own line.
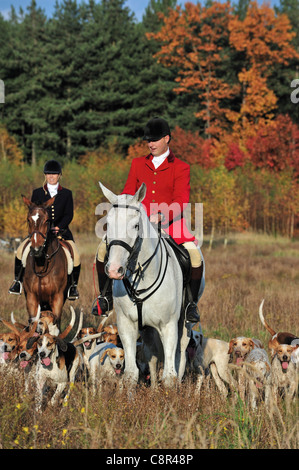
left=22, top=195, right=55, bottom=258
left=99, top=182, right=147, bottom=280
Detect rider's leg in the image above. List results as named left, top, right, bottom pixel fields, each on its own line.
left=8, top=240, right=27, bottom=295
left=91, top=239, right=113, bottom=316
left=183, top=242, right=204, bottom=324
left=67, top=241, right=81, bottom=300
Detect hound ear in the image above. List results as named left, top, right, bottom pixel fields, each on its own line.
left=26, top=336, right=39, bottom=349
left=57, top=338, right=68, bottom=352
left=228, top=340, right=234, bottom=354
left=0, top=318, right=20, bottom=336
left=100, top=350, right=108, bottom=363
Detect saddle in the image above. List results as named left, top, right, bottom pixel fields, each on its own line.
left=58, top=239, right=74, bottom=260
left=20, top=238, right=74, bottom=275
left=163, top=235, right=191, bottom=287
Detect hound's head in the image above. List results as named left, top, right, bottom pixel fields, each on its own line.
left=37, top=334, right=67, bottom=367
left=228, top=337, right=257, bottom=365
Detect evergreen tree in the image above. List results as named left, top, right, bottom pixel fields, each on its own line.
left=142, top=0, right=177, bottom=32
left=42, top=0, right=86, bottom=161
left=270, top=0, right=299, bottom=122
left=1, top=1, right=48, bottom=164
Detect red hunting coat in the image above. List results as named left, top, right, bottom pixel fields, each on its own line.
left=122, top=150, right=195, bottom=245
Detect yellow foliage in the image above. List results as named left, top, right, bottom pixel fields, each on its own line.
left=0, top=126, right=23, bottom=166
left=3, top=198, right=28, bottom=238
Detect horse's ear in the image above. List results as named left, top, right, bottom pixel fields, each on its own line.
left=135, top=183, right=147, bottom=203
left=99, top=182, right=118, bottom=205
left=22, top=195, right=34, bottom=208
left=43, top=196, right=56, bottom=208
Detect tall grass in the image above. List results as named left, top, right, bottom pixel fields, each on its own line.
left=0, top=232, right=298, bottom=449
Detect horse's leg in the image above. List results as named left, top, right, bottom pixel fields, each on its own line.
left=116, top=308, right=139, bottom=386
left=159, top=320, right=179, bottom=387
left=26, top=291, right=40, bottom=321
left=51, top=293, right=64, bottom=328
left=176, top=320, right=190, bottom=381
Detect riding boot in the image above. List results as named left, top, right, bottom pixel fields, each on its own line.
left=8, top=257, right=24, bottom=295
left=68, top=264, right=81, bottom=300
left=91, top=259, right=113, bottom=316
left=185, top=265, right=203, bottom=324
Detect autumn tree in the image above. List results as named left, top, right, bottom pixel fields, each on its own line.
left=147, top=2, right=240, bottom=138
left=228, top=1, right=299, bottom=136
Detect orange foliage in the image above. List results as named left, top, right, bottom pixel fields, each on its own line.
left=228, top=1, right=299, bottom=135
left=147, top=2, right=240, bottom=138
left=0, top=126, right=23, bottom=165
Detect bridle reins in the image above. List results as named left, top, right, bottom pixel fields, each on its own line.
left=106, top=203, right=170, bottom=330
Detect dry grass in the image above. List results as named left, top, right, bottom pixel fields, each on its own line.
left=0, top=232, right=298, bottom=450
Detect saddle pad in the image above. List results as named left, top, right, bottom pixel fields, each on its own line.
left=62, top=247, right=73, bottom=275
left=21, top=241, right=73, bottom=275
left=21, top=242, right=31, bottom=268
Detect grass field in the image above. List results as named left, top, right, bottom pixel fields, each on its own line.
left=0, top=232, right=298, bottom=450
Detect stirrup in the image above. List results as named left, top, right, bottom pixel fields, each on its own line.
left=8, top=280, right=22, bottom=295
left=185, top=302, right=200, bottom=324
left=91, top=296, right=112, bottom=317
left=67, top=285, right=79, bottom=301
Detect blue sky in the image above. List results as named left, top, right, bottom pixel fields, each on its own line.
left=0, top=0, right=169, bottom=21
left=0, top=0, right=278, bottom=22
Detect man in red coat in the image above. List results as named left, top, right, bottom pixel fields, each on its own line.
left=93, top=117, right=205, bottom=323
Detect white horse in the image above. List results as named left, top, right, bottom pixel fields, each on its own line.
left=99, top=182, right=191, bottom=387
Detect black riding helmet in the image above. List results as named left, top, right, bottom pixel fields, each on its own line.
left=43, top=160, right=62, bottom=175
left=143, top=117, right=171, bottom=142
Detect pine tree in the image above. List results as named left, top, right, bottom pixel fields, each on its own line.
left=1, top=1, right=48, bottom=164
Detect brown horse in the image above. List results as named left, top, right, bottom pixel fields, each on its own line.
left=22, top=196, right=68, bottom=326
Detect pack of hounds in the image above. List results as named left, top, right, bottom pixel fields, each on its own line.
left=0, top=299, right=298, bottom=411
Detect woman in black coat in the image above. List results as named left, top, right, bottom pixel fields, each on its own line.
left=9, top=160, right=81, bottom=300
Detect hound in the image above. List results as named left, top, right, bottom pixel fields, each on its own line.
left=99, top=323, right=121, bottom=346
left=34, top=333, right=82, bottom=411
left=259, top=299, right=298, bottom=357
left=242, top=348, right=271, bottom=409
left=88, top=342, right=125, bottom=394
left=35, top=310, right=60, bottom=336
left=192, top=333, right=237, bottom=398
left=17, top=324, right=40, bottom=392
left=228, top=336, right=264, bottom=365
left=270, top=343, right=298, bottom=404
left=228, top=336, right=265, bottom=401
left=0, top=330, right=19, bottom=365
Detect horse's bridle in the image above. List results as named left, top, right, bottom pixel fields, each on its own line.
left=106, top=203, right=170, bottom=330
left=27, top=210, right=50, bottom=251
left=105, top=204, right=143, bottom=274
left=27, top=211, right=61, bottom=275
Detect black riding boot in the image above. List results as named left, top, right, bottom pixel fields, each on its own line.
left=8, top=257, right=24, bottom=295
left=68, top=264, right=81, bottom=300
left=185, top=266, right=203, bottom=324
left=91, top=259, right=113, bottom=316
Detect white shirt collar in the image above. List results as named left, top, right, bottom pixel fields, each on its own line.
left=47, top=182, right=59, bottom=197
left=152, top=147, right=170, bottom=169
